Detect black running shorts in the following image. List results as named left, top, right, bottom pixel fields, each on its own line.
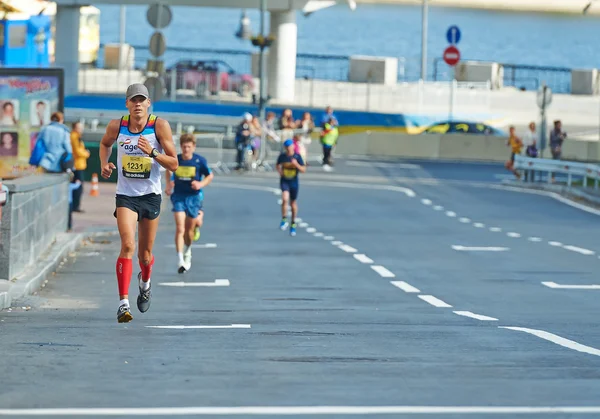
left=114, top=193, right=162, bottom=221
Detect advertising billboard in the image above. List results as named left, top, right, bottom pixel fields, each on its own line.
left=0, top=68, right=64, bottom=178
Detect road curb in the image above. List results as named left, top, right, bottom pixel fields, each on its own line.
left=500, top=181, right=600, bottom=209
left=0, top=232, right=86, bottom=311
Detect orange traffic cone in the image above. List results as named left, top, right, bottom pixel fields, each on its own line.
left=90, top=173, right=99, bottom=197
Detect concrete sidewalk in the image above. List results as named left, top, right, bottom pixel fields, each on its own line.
left=71, top=182, right=118, bottom=233
left=0, top=183, right=118, bottom=311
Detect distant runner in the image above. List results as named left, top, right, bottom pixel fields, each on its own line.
left=277, top=139, right=306, bottom=236
left=505, top=126, right=522, bottom=180
left=100, top=83, right=178, bottom=323
left=165, top=133, right=214, bottom=273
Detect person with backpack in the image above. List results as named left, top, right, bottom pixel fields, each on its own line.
left=32, top=112, right=73, bottom=176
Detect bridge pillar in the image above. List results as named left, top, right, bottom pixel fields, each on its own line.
left=267, top=9, right=296, bottom=103
left=55, top=5, right=81, bottom=96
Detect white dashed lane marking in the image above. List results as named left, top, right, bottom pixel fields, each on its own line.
left=390, top=281, right=420, bottom=293
left=371, top=265, right=395, bottom=278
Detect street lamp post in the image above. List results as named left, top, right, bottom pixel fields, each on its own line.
left=420, top=0, right=428, bottom=81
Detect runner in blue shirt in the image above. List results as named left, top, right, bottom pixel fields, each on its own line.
left=165, top=133, right=214, bottom=273
left=276, top=139, right=306, bottom=236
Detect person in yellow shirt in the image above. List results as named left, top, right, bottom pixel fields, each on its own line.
left=70, top=121, right=90, bottom=212
left=504, top=126, right=522, bottom=180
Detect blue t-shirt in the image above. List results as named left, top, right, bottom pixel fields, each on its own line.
left=173, top=153, right=211, bottom=196
left=277, top=152, right=304, bottom=183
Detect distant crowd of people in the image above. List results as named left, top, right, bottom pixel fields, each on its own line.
left=235, top=106, right=340, bottom=172
left=505, top=119, right=567, bottom=181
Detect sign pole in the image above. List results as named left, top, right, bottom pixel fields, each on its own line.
left=449, top=67, right=455, bottom=121
left=420, top=0, right=428, bottom=81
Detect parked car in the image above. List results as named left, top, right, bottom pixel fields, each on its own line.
left=163, top=60, right=254, bottom=98
left=419, top=120, right=506, bottom=136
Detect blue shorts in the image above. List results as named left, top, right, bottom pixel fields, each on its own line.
left=171, top=193, right=203, bottom=218
left=280, top=180, right=299, bottom=201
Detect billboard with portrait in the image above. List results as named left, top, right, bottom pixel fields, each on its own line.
left=0, top=68, right=64, bottom=178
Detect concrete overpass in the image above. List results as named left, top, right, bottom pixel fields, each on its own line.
left=53, top=0, right=353, bottom=98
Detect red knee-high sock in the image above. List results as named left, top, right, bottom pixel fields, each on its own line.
left=139, top=255, right=154, bottom=282
left=116, top=258, right=133, bottom=296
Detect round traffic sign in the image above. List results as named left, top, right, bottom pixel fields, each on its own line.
left=147, top=4, right=172, bottom=29
left=443, top=45, right=460, bottom=66
left=144, top=76, right=164, bottom=103
left=446, top=25, right=461, bottom=44
left=149, top=31, right=166, bottom=57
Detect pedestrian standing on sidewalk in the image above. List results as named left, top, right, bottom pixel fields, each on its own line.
left=70, top=121, right=89, bottom=212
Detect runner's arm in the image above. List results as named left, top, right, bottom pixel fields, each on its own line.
left=99, top=120, right=120, bottom=178
left=194, top=172, right=214, bottom=190
left=164, top=169, right=174, bottom=195
left=154, top=119, right=179, bottom=172
left=294, top=156, right=306, bottom=173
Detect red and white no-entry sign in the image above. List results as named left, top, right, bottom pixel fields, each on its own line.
left=443, top=45, right=460, bottom=66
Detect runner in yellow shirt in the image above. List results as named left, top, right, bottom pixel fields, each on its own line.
left=504, top=126, right=523, bottom=180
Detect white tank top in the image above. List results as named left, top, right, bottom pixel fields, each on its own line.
left=115, top=114, right=163, bottom=197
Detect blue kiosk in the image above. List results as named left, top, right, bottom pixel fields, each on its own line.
left=0, top=14, right=51, bottom=67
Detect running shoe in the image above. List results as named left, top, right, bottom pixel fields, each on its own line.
left=117, top=304, right=133, bottom=323
left=290, top=223, right=297, bottom=236
left=280, top=218, right=289, bottom=230
left=193, top=227, right=201, bottom=241
left=136, top=272, right=151, bottom=313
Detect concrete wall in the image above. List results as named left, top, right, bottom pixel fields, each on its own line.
left=0, top=174, right=69, bottom=281
left=305, top=132, right=600, bottom=163
left=326, top=132, right=510, bottom=162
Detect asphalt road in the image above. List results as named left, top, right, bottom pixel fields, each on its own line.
left=1, top=158, right=600, bottom=418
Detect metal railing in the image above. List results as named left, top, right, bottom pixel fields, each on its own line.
left=432, top=58, right=572, bottom=93
left=514, top=155, right=600, bottom=188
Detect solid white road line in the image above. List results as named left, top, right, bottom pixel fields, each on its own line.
left=528, top=237, right=542, bottom=242
left=306, top=227, right=316, bottom=233
left=453, top=311, right=498, bottom=321
left=146, top=324, right=251, bottom=330
left=371, top=265, right=395, bottom=278
left=500, top=326, right=600, bottom=357
left=548, top=241, right=563, bottom=247
left=331, top=241, right=343, bottom=246
left=158, top=280, right=230, bottom=287
left=273, top=190, right=282, bottom=195
left=390, top=281, right=420, bottom=293
left=421, top=198, right=432, bottom=205
left=507, top=232, right=521, bottom=238
left=346, top=160, right=421, bottom=169
left=323, top=236, right=335, bottom=241
left=418, top=295, right=452, bottom=308
left=459, top=217, right=471, bottom=223
left=338, top=244, right=358, bottom=253
left=452, top=245, right=509, bottom=252
left=433, top=205, right=444, bottom=211
left=542, top=281, right=600, bottom=290
left=445, top=211, right=457, bottom=217
left=166, top=244, right=217, bottom=249
left=5, top=405, right=600, bottom=416
left=562, top=245, right=595, bottom=256
left=489, top=227, right=502, bottom=232
left=353, top=254, right=374, bottom=264
left=473, top=223, right=485, bottom=228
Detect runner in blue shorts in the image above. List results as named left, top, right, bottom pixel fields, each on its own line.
left=276, top=139, right=306, bottom=236
left=165, top=133, right=214, bottom=273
